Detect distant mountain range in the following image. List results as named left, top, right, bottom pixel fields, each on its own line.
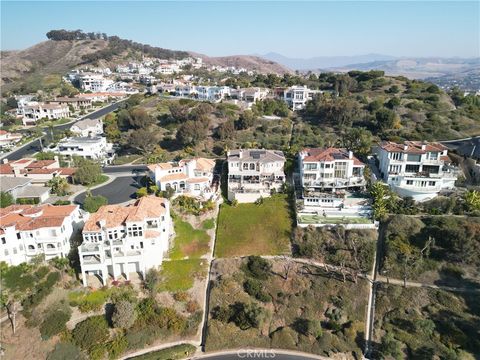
left=260, top=52, right=397, bottom=70
left=261, top=53, right=479, bottom=75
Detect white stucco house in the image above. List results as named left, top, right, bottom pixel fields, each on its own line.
left=376, top=141, right=459, bottom=201
left=148, top=158, right=216, bottom=200
left=0, top=204, right=87, bottom=266
left=70, top=118, right=104, bottom=137
left=78, top=196, right=172, bottom=286
left=227, top=149, right=286, bottom=203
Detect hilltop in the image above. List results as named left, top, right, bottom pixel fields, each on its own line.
left=0, top=33, right=289, bottom=94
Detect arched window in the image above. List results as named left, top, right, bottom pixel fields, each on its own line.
left=28, top=245, right=35, bottom=250
left=47, top=244, right=55, bottom=249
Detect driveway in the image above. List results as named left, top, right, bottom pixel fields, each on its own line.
left=74, top=175, right=141, bottom=205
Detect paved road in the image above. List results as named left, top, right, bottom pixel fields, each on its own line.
left=442, top=136, right=480, bottom=160
left=195, top=354, right=322, bottom=360
left=103, top=165, right=148, bottom=175
left=74, top=175, right=141, bottom=205
left=1, top=100, right=126, bottom=161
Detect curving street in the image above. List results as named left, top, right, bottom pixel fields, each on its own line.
left=1, top=100, right=127, bottom=161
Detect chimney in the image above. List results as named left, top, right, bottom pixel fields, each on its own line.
left=348, top=151, right=353, bottom=159
left=421, top=144, right=426, bottom=150
left=238, top=149, right=243, bottom=159
left=403, top=145, right=408, bottom=151
left=54, top=156, right=59, bottom=163
left=3, top=159, right=8, bottom=164
left=98, top=219, right=106, bottom=229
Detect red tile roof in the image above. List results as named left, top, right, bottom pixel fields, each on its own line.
left=0, top=204, right=78, bottom=231
left=83, top=196, right=168, bottom=232
left=380, top=141, right=447, bottom=154
left=301, top=147, right=364, bottom=166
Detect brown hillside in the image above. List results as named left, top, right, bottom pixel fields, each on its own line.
left=191, top=52, right=291, bottom=74
left=1, top=40, right=108, bottom=89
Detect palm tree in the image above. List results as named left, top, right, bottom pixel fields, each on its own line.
left=464, top=190, right=480, bottom=212
left=50, top=257, right=69, bottom=281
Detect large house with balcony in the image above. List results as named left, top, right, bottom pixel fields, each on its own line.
left=148, top=158, right=216, bottom=200
left=54, top=136, right=114, bottom=165
left=227, top=149, right=286, bottom=203
left=274, top=86, right=320, bottom=111
left=296, top=147, right=371, bottom=224
left=0, top=204, right=87, bottom=266
left=17, top=101, right=70, bottom=126
left=78, top=196, right=172, bottom=287
left=376, top=141, right=459, bottom=201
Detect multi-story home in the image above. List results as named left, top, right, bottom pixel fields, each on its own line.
left=78, top=196, right=171, bottom=286
left=76, top=73, right=114, bottom=92
left=274, top=86, right=320, bottom=111
left=54, top=97, right=93, bottom=111
left=0, top=130, right=22, bottom=149
left=55, top=136, right=115, bottom=165
left=17, top=101, right=70, bottom=126
left=196, top=86, right=231, bottom=102
left=243, top=87, right=269, bottom=103
left=298, top=148, right=366, bottom=208
left=148, top=158, right=216, bottom=200
left=376, top=141, right=459, bottom=201
left=70, top=118, right=104, bottom=137
left=227, top=149, right=286, bottom=203
left=0, top=204, right=87, bottom=266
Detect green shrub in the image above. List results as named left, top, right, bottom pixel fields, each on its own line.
left=47, top=342, right=85, bottom=360
left=83, top=195, right=108, bottom=213
left=34, top=266, right=50, bottom=280
left=243, top=256, right=271, bottom=280
left=40, top=309, right=71, bottom=339
left=243, top=278, right=271, bottom=302
left=107, top=335, right=128, bottom=359
left=72, top=315, right=110, bottom=350
left=112, top=301, right=137, bottom=329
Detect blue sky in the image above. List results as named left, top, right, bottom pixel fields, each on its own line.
left=1, top=1, right=479, bottom=58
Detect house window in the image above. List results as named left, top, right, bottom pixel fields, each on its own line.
left=128, top=224, right=143, bottom=237
left=390, top=152, right=402, bottom=161
left=4, top=250, right=8, bottom=256
left=140, top=242, right=144, bottom=249
left=429, top=152, right=438, bottom=160
left=406, top=180, right=413, bottom=185
left=429, top=181, right=436, bottom=186
left=194, top=184, right=200, bottom=190
left=28, top=245, right=35, bottom=250
left=304, top=163, right=317, bottom=171
left=250, top=163, right=255, bottom=170
left=243, top=163, right=248, bottom=170
left=1, top=238, right=5, bottom=245
left=407, top=154, right=421, bottom=162
left=405, top=164, right=420, bottom=173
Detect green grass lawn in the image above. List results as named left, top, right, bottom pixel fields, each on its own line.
left=215, top=194, right=293, bottom=257
left=89, top=174, right=110, bottom=187
left=202, top=218, right=215, bottom=230
left=169, top=217, right=210, bottom=260
left=159, top=259, right=208, bottom=291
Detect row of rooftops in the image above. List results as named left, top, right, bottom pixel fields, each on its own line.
left=0, top=204, right=78, bottom=233
left=0, top=158, right=76, bottom=177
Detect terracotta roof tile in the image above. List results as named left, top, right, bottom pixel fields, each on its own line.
left=160, top=173, right=188, bottom=182
left=83, top=196, right=168, bottom=232
left=301, top=147, right=364, bottom=166
left=0, top=204, right=78, bottom=231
